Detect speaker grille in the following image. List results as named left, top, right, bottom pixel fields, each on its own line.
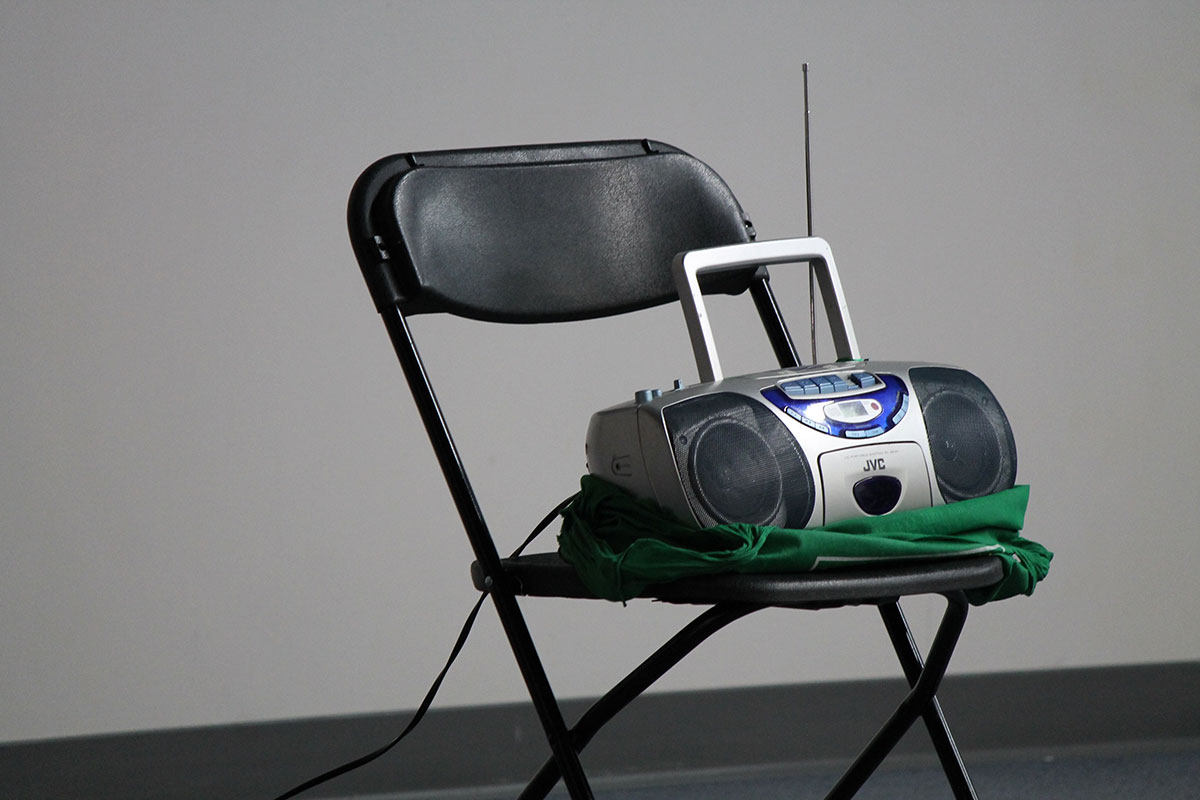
left=663, top=393, right=814, bottom=528
left=910, top=367, right=1017, bottom=503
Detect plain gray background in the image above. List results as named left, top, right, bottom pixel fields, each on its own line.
left=3, top=1, right=1198, bottom=744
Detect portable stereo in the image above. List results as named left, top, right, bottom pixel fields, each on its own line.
left=585, top=237, right=1017, bottom=529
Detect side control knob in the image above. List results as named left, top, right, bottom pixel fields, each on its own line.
left=634, top=388, right=663, bottom=404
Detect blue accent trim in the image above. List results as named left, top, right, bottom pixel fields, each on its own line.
left=762, top=373, right=909, bottom=439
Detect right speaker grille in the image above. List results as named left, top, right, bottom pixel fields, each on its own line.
left=910, top=367, right=1017, bottom=502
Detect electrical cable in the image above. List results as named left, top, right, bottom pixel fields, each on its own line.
left=271, top=494, right=576, bottom=800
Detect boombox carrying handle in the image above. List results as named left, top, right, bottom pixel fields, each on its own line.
left=672, top=237, right=861, bottom=382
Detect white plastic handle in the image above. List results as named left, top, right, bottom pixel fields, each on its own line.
left=671, top=237, right=861, bottom=383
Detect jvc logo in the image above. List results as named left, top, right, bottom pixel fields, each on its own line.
left=863, top=457, right=887, bottom=472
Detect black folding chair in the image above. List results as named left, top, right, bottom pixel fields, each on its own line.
left=347, top=140, right=1005, bottom=799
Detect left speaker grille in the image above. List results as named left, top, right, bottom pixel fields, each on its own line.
left=663, top=392, right=814, bottom=528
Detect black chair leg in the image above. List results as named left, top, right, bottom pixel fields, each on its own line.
left=383, top=308, right=595, bottom=798
left=879, top=600, right=979, bottom=800
left=489, top=585, right=596, bottom=800
left=519, top=603, right=761, bottom=800
left=823, top=591, right=971, bottom=800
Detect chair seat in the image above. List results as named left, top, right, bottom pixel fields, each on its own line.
left=472, top=551, right=1005, bottom=607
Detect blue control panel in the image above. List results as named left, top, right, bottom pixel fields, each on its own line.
left=761, top=371, right=909, bottom=439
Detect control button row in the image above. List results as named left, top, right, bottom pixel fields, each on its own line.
left=845, top=426, right=887, bottom=439
left=779, top=378, right=820, bottom=396
left=785, top=405, right=832, bottom=434
left=780, top=373, right=867, bottom=397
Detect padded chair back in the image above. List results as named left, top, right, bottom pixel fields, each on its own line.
left=347, top=140, right=758, bottom=322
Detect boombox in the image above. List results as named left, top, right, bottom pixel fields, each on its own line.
left=585, top=237, right=1017, bottom=529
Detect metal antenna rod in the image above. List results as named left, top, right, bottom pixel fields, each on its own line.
left=803, top=63, right=813, bottom=237
left=803, top=63, right=817, bottom=364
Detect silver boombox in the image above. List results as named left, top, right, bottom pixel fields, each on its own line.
left=585, top=238, right=1016, bottom=529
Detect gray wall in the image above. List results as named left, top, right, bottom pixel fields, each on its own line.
left=3, top=1, right=1197, bottom=743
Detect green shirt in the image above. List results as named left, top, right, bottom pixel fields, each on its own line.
left=558, top=475, right=1051, bottom=604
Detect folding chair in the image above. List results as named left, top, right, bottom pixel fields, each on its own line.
left=347, top=140, right=1006, bottom=799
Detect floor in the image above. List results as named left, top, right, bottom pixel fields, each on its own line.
left=390, top=739, right=1200, bottom=800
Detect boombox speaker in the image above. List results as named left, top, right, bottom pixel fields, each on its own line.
left=585, top=238, right=1017, bottom=529
left=664, top=392, right=815, bottom=528
left=909, top=366, right=1017, bottom=503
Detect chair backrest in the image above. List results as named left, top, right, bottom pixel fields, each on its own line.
left=347, top=140, right=759, bottom=322
left=348, top=139, right=800, bottom=580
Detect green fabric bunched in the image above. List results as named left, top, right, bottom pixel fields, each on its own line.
left=557, top=475, right=1052, bottom=605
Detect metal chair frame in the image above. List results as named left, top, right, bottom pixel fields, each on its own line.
left=350, top=140, right=1004, bottom=799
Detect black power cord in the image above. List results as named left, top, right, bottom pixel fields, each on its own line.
left=272, top=494, right=575, bottom=800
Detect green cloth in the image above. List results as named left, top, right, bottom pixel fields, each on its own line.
left=557, top=475, right=1051, bottom=605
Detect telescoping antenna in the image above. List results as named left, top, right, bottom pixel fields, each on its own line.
left=802, top=63, right=817, bottom=364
